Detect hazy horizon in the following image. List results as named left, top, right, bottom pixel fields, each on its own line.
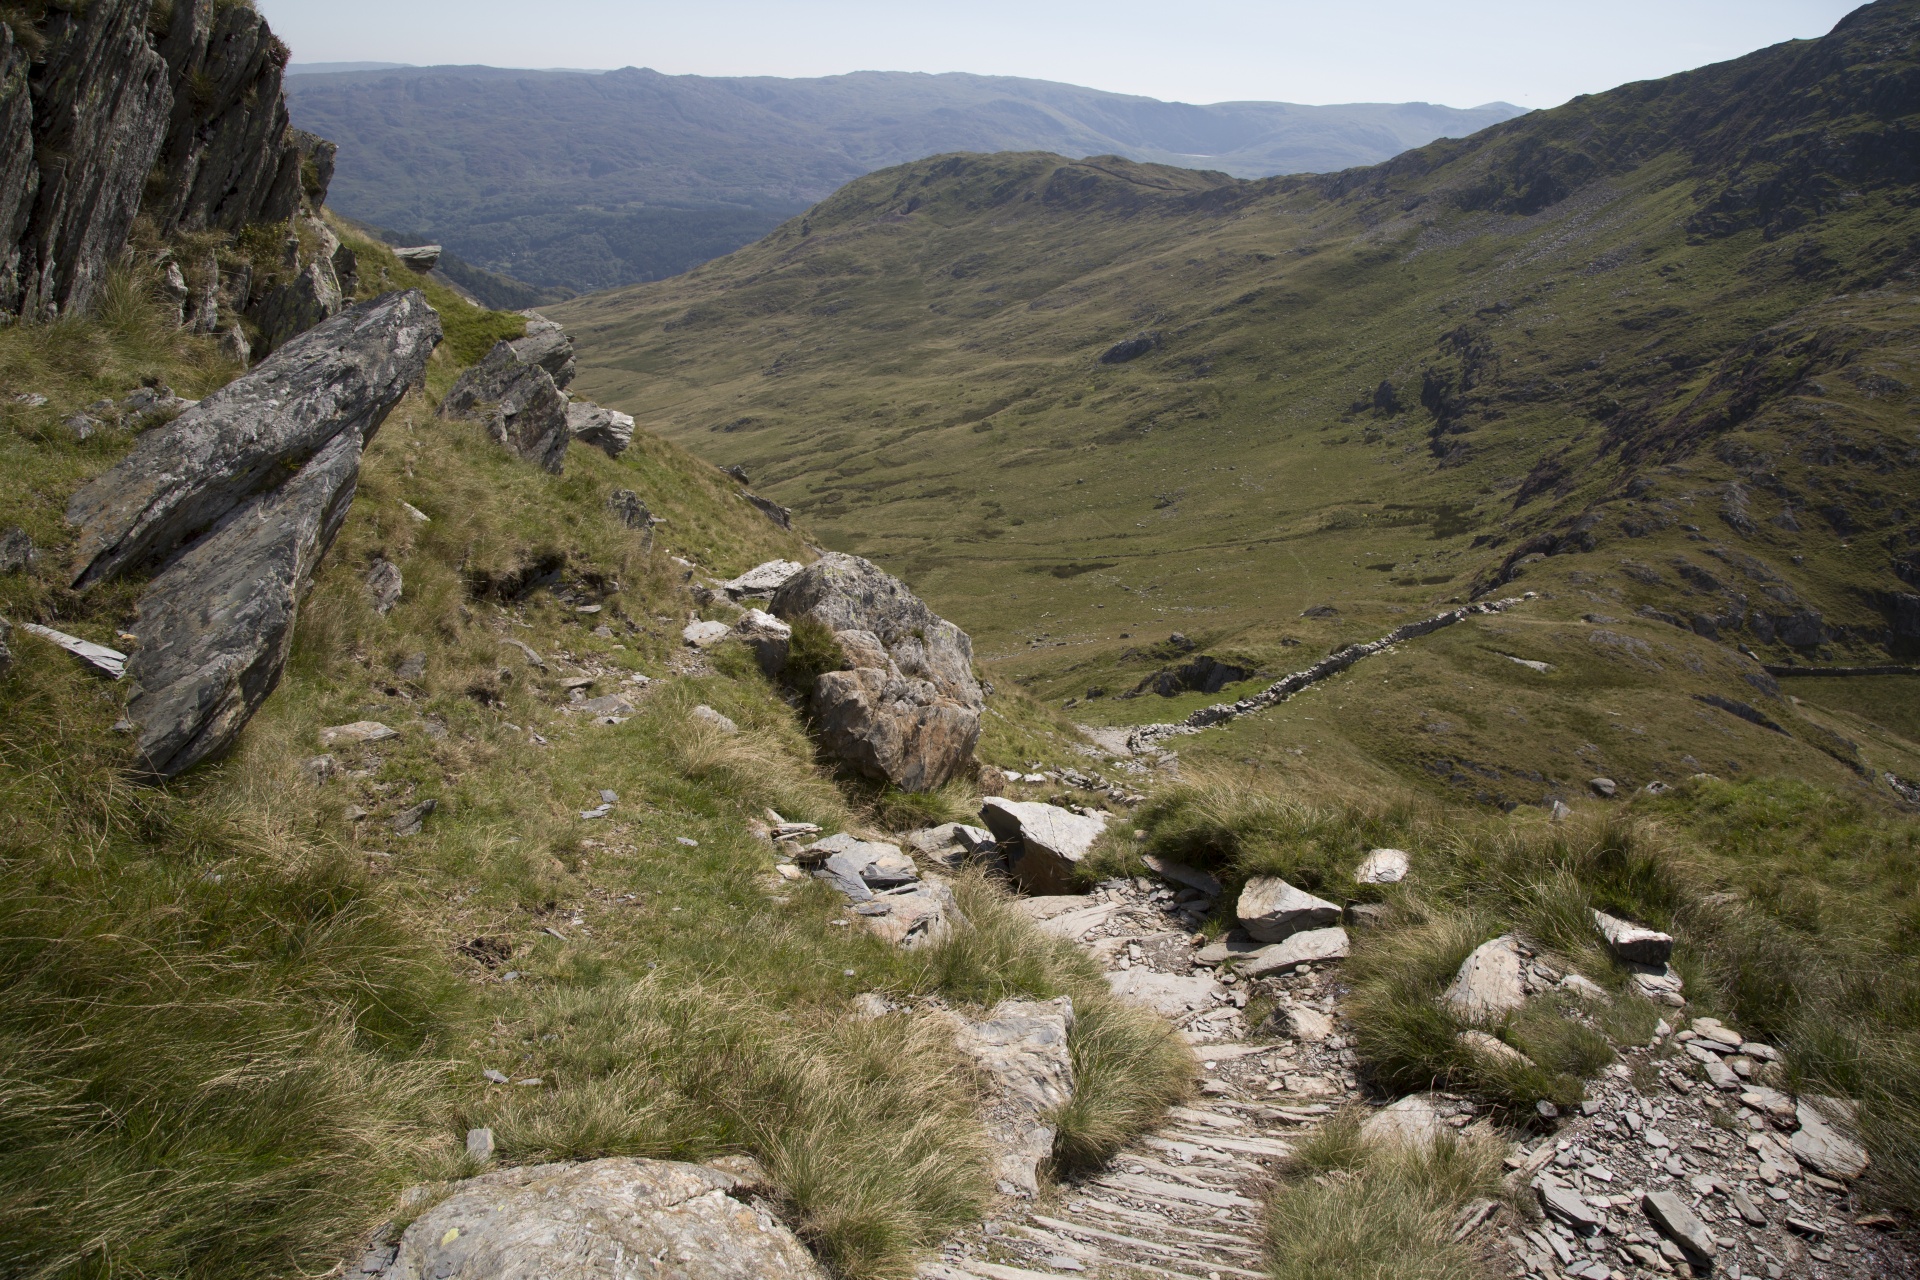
left=259, top=0, right=1862, bottom=111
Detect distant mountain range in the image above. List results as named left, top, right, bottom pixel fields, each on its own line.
left=284, top=66, right=1523, bottom=299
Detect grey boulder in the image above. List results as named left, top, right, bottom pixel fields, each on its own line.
left=566, top=401, right=632, bottom=458
left=439, top=339, right=570, bottom=474
left=771, top=552, right=984, bottom=792
left=72, top=294, right=442, bottom=778
left=1361, top=1095, right=1444, bottom=1150
left=67, top=291, right=441, bottom=588
left=389, top=1157, right=826, bottom=1280
left=1354, top=847, right=1410, bottom=884
left=980, top=798, right=1107, bottom=895
left=720, top=559, right=806, bottom=600
left=1236, top=877, right=1341, bottom=943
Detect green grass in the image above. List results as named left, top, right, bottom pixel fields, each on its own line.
left=554, top=4, right=1920, bottom=817
left=1262, top=1109, right=1509, bottom=1280
left=0, top=254, right=1192, bottom=1279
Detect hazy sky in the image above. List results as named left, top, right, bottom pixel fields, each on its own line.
left=259, top=0, right=1864, bottom=109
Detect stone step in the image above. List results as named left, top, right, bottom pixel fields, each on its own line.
left=1095, top=1172, right=1260, bottom=1209
left=1029, top=1214, right=1265, bottom=1267
left=1160, top=1130, right=1296, bottom=1160
left=1065, top=1197, right=1254, bottom=1244
left=1167, top=1106, right=1248, bottom=1131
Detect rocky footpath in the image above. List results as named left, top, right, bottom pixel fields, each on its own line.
left=65, top=291, right=441, bottom=776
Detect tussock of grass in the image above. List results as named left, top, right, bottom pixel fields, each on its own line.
left=1264, top=1110, right=1509, bottom=1280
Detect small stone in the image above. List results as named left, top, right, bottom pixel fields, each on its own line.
left=321, top=721, right=399, bottom=747
left=1535, top=1175, right=1603, bottom=1231
left=1236, top=876, right=1341, bottom=942
left=303, top=754, right=338, bottom=784
left=0, top=527, right=34, bottom=574
left=1642, top=1189, right=1717, bottom=1268
left=1354, top=847, right=1411, bottom=884
left=1442, top=935, right=1530, bottom=1019
left=390, top=799, right=436, bottom=836
left=1731, top=1189, right=1768, bottom=1226
left=1791, top=1099, right=1869, bottom=1180
left=1589, top=777, right=1618, bottom=798
left=1360, top=1095, right=1445, bottom=1149
left=1548, top=799, right=1572, bottom=822
left=395, top=652, right=427, bottom=682
left=1458, top=1029, right=1534, bottom=1069
left=466, top=1127, right=495, bottom=1161
left=364, top=558, right=403, bottom=615
left=692, top=705, right=739, bottom=734
left=682, top=619, right=733, bottom=648
left=1560, top=973, right=1612, bottom=1003
left=483, top=1069, right=509, bottom=1084
left=1593, top=909, right=1674, bottom=965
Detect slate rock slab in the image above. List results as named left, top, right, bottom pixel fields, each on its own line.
left=950, top=997, right=1075, bottom=1197
left=67, top=290, right=441, bottom=588
left=1593, top=909, right=1674, bottom=966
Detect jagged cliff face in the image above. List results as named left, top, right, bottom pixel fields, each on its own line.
left=0, top=0, right=332, bottom=324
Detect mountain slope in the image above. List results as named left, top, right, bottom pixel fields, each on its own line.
left=557, top=0, right=1920, bottom=812
left=284, top=65, right=1521, bottom=294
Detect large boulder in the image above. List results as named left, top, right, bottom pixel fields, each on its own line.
left=67, top=293, right=441, bottom=776
left=1236, top=877, right=1341, bottom=943
left=771, top=553, right=984, bottom=791
left=439, top=338, right=571, bottom=474
left=949, top=997, right=1076, bottom=1197
left=980, top=798, right=1108, bottom=894
left=389, top=1157, right=826, bottom=1280
left=67, top=291, right=441, bottom=588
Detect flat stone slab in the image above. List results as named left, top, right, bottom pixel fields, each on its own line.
left=1792, top=1099, right=1869, bottom=1180
left=1106, top=969, right=1222, bottom=1018
left=388, top=1157, right=826, bottom=1279
left=1642, top=1188, right=1716, bottom=1266
left=1239, top=926, right=1351, bottom=976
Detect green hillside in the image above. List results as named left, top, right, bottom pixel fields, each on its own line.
left=558, top=1, right=1920, bottom=812
left=284, top=65, right=1521, bottom=296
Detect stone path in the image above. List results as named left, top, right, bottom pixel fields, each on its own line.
left=919, top=874, right=1371, bottom=1280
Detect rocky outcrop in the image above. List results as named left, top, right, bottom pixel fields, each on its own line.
left=719, top=559, right=806, bottom=600
left=0, top=24, right=36, bottom=316
left=393, top=244, right=441, bottom=272
left=8, top=0, right=172, bottom=319
left=566, top=401, right=633, bottom=457
left=770, top=552, right=984, bottom=792
left=793, top=832, right=966, bottom=948
left=1, top=0, right=332, bottom=324
left=66, top=292, right=441, bottom=776
left=387, top=1158, right=827, bottom=1280
left=440, top=337, right=571, bottom=473
left=149, top=0, right=311, bottom=236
